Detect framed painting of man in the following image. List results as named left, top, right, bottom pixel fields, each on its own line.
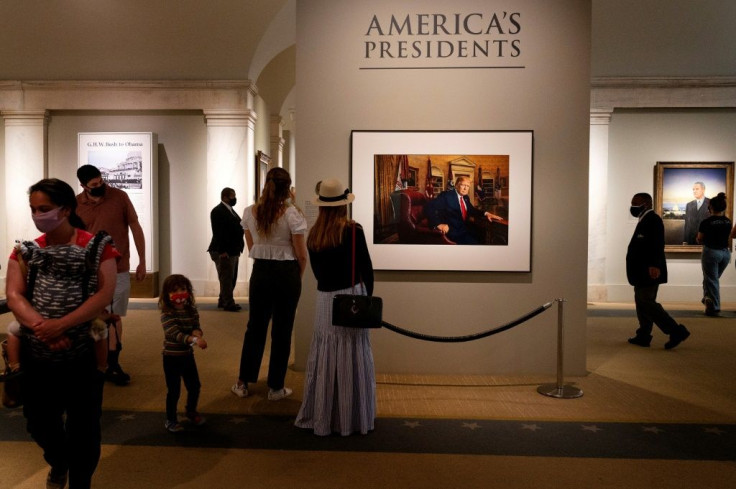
left=655, top=161, right=734, bottom=252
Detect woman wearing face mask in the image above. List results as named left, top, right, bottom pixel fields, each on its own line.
left=5, top=178, right=118, bottom=489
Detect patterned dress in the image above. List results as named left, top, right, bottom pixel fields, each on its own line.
left=295, top=225, right=375, bottom=436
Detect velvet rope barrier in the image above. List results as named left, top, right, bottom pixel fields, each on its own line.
left=379, top=300, right=554, bottom=343
left=379, top=298, right=583, bottom=399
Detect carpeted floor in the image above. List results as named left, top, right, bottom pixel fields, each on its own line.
left=1, top=300, right=735, bottom=488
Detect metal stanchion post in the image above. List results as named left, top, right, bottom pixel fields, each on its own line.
left=537, top=298, right=583, bottom=399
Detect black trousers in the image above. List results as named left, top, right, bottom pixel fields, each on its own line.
left=633, top=283, right=678, bottom=337
left=22, top=350, right=104, bottom=489
left=238, top=259, right=301, bottom=390
left=209, top=251, right=239, bottom=307
left=163, top=354, right=201, bottom=422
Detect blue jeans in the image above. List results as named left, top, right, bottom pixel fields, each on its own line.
left=701, top=246, right=731, bottom=311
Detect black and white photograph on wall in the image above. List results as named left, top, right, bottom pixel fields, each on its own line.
left=78, top=132, right=157, bottom=271
left=655, top=161, right=734, bottom=252
left=86, top=149, right=143, bottom=190
left=351, top=130, right=532, bottom=272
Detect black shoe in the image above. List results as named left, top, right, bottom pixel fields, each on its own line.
left=105, top=365, right=131, bottom=386
left=46, top=467, right=68, bottom=489
left=627, top=335, right=651, bottom=347
left=665, top=326, right=690, bottom=350
left=223, top=304, right=242, bottom=312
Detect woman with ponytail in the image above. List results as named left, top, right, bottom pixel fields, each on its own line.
left=232, top=168, right=308, bottom=401
left=697, top=192, right=732, bottom=316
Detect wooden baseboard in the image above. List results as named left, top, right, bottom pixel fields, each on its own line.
left=130, top=272, right=159, bottom=298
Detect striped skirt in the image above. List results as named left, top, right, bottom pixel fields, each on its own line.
left=295, top=284, right=376, bottom=436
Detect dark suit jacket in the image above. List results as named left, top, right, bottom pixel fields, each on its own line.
left=424, top=190, right=485, bottom=244
left=626, top=210, right=668, bottom=287
left=683, top=197, right=710, bottom=244
left=207, top=202, right=245, bottom=256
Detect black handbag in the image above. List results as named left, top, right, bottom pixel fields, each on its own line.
left=332, top=223, right=382, bottom=328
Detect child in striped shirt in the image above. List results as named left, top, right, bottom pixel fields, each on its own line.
left=159, top=274, right=208, bottom=432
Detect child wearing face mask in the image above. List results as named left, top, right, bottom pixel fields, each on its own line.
left=158, top=274, right=208, bottom=432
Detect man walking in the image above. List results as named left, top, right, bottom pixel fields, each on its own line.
left=208, top=187, right=245, bottom=311
left=626, top=192, right=690, bottom=349
left=76, top=164, right=146, bottom=385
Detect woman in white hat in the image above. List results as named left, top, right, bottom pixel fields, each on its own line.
left=231, top=167, right=308, bottom=401
left=295, top=178, right=376, bottom=436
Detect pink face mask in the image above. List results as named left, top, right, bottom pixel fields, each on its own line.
left=169, top=292, right=190, bottom=306
left=32, top=207, right=65, bottom=234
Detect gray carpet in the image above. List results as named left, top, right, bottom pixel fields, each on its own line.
left=1, top=408, right=733, bottom=461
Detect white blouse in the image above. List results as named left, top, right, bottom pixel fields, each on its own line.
left=241, top=205, right=307, bottom=261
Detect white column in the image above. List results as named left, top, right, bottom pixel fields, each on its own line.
left=270, top=115, right=285, bottom=169
left=285, top=109, right=296, bottom=182
left=3, top=110, right=49, bottom=245
left=203, top=109, right=257, bottom=298
left=588, top=109, right=613, bottom=301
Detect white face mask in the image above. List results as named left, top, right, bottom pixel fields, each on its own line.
left=32, top=207, right=65, bottom=233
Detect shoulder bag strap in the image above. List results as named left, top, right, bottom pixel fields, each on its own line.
left=350, top=221, right=356, bottom=294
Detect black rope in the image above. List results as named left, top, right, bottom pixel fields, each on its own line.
left=379, top=301, right=555, bottom=343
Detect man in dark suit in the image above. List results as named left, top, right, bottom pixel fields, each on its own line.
left=626, top=192, right=690, bottom=349
left=424, top=176, right=502, bottom=244
left=683, top=181, right=710, bottom=244
left=208, top=187, right=245, bottom=311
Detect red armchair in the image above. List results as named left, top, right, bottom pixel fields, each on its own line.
left=397, top=190, right=455, bottom=245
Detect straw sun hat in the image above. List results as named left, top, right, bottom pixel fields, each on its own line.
left=312, top=178, right=355, bottom=206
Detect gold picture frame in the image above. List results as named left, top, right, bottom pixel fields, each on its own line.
left=655, top=161, right=734, bottom=252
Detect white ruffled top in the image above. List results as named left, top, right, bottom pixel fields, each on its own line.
left=241, top=205, right=307, bottom=261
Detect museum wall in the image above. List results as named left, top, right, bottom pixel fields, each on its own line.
left=605, top=109, right=736, bottom=302
left=589, top=0, right=736, bottom=304
left=294, top=0, right=591, bottom=375
left=591, top=0, right=736, bottom=78
left=253, top=96, right=271, bottom=162
left=45, top=110, right=210, bottom=289
left=0, top=125, right=5, bottom=284
left=0, top=104, right=276, bottom=296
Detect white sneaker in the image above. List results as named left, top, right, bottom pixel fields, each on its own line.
left=231, top=382, right=248, bottom=398
left=267, top=387, right=293, bottom=401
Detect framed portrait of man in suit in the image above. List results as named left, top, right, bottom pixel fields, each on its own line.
left=655, top=161, right=734, bottom=252
left=350, top=130, right=533, bottom=272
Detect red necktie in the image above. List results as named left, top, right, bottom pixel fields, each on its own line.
left=460, top=196, right=467, bottom=220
